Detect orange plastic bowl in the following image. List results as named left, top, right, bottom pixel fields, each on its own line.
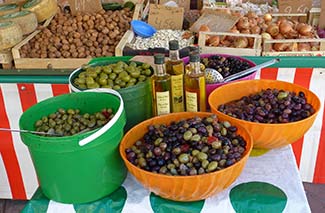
left=119, top=112, right=253, bottom=201
left=208, top=79, right=321, bottom=149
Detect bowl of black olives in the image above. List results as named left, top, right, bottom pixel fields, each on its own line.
left=119, top=112, right=253, bottom=201
left=208, top=79, right=321, bottom=149
left=183, top=54, right=257, bottom=101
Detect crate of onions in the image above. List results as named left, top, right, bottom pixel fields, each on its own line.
left=261, top=13, right=325, bottom=56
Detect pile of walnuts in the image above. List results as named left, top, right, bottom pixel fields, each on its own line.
left=20, top=8, right=133, bottom=58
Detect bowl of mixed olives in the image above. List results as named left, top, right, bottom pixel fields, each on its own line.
left=69, top=58, right=153, bottom=91
left=119, top=112, right=253, bottom=201
left=183, top=54, right=257, bottom=100
left=208, top=79, right=321, bottom=149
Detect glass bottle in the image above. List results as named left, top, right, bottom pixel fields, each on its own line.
left=151, top=54, right=172, bottom=116
left=184, top=52, right=206, bottom=112
left=166, top=40, right=185, bottom=112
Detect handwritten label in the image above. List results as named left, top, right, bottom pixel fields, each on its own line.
left=148, top=4, right=184, bottom=30
left=278, top=0, right=312, bottom=13
left=159, top=0, right=190, bottom=12
left=319, top=0, right=325, bottom=28
left=68, top=0, right=102, bottom=15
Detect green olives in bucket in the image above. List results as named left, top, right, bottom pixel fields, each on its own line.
left=72, top=61, right=153, bottom=90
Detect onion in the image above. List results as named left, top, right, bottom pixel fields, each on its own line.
left=237, top=17, right=250, bottom=30
left=261, top=32, right=272, bottom=40
left=249, top=18, right=257, bottom=28
left=220, top=39, right=231, bottom=47
left=266, top=24, right=279, bottom=37
left=251, top=25, right=261, bottom=34
left=227, top=28, right=240, bottom=42
left=263, top=14, right=272, bottom=23
left=273, top=43, right=290, bottom=51
left=233, top=37, right=248, bottom=48
left=274, top=33, right=285, bottom=39
left=285, top=31, right=299, bottom=39
left=208, top=36, right=220, bottom=47
left=240, top=29, right=250, bottom=34
left=259, top=23, right=269, bottom=32
left=296, top=23, right=306, bottom=31
left=299, top=25, right=313, bottom=36
left=246, top=11, right=258, bottom=19
left=276, top=17, right=287, bottom=25
left=248, top=37, right=255, bottom=48
left=199, top=24, right=210, bottom=32
left=279, top=21, right=293, bottom=35
left=298, top=43, right=311, bottom=51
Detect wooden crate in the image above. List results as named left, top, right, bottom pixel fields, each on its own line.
left=11, top=4, right=143, bottom=70
left=0, top=49, right=13, bottom=69
left=198, top=31, right=262, bottom=56
left=308, top=7, right=321, bottom=27
left=262, top=37, right=325, bottom=56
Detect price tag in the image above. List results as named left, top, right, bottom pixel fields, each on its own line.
left=278, top=0, right=312, bottom=13
left=148, top=4, right=184, bottom=30
left=68, top=0, right=103, bottom=15
left=159, top=0, right=190, bottom=12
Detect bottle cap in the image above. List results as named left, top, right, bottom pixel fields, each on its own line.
left=154, top=54, right=165, bottom=64
left=189, top=52, right=200, bottom=63
left=169, top=40, right=179, bottom=50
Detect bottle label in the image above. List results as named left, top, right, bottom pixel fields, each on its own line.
left=185, top=91, right=198, bottom=112
left=171, top=74, right=184, bottom=112
left=156, top=91, right=171, bottom=116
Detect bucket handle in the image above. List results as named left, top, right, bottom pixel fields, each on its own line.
left=78, top=88, right=124, bottom=146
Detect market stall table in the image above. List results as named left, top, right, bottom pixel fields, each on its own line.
left=22, top=145, right=310, bottom=213
left=0, top=57, right=324, bottom=201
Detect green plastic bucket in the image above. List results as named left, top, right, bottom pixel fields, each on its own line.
left=19, top=89, right=127, bottom=204
left=69, top=56, right=153, bottom=132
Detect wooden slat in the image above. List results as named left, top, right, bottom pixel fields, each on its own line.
left=198, top=31, right=262, bottom=56
left=262, top=36, right=325, bottom=56
left=115, top=30, right=135, bottom=56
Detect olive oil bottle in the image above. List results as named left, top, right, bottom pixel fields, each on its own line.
left=184, top=52, right=206, bottom=112
left=166, top=40, right=185, bottom=112
left=151, top=54, right=172, bottom=116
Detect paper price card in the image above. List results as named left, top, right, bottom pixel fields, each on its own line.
left=159, top=0, right=190, bottom=12
left=148, top=4, right=184, bottom=30
left=278, top=0, right=312, bottom=13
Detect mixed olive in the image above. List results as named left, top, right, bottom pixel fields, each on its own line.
left=218, top=88, right=315, bottom=123
left=125, top=115, right=247, bottom=176
left=201, top=55, right=251, bottom=78
left=73, top=61, right=152, bottom=90
left=34, top=108, right=114, bottom=137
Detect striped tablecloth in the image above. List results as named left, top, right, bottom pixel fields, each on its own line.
left=0, top=67, right=324, bottom=200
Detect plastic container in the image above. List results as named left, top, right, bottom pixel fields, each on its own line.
left=208, top=79, right=321, bottom=149
left=183, top=54, right=257, bottom=104
left=119, top=112, right=253, bottom=201
left=19, top=89, right=127, bottom=204
left=69, top=56, right=153, bottom=132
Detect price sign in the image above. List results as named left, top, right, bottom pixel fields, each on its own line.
left=68, top=0, right=103, bottom=15
left=319, top=0, right=325, bottom=28
left=148, top=4, right=184, bottom=30
left=278, top=0, right=312, bottom=13
left=159, top=0, right=190, bottom=12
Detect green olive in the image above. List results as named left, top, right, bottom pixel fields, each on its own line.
left=142, top=63, right=151, bottom=69
left=98, top=78, right=107, bottom=86
left=130, top=69, right=140, bottom=78
left=102, top=66, right=112, bottom=74
left=99, top=73, right=108, bottom=79
left=109, top=73, right=117, bottom=80
left=85, top=77, right=95, bottom=85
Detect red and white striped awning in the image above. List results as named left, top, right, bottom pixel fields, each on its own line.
left=0, top=68, right=324, bottom=200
